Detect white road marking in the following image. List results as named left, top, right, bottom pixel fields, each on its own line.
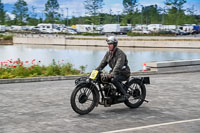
left=101, top=118, right=200, bottom=133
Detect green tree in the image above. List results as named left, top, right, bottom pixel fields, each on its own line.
left=123, top=0, right=138, bottom=13
left=184, top=6, right=196, bottom=24
left=142, top=5, right=160, bottom=24
left=26, top=6, right=39, bottom=26
left=4, top=14, right=15, bottom=26
left=84, top=0, right=104, bottom=16
left=45, top=0, right=60, bottom=23
left=12, top=0, right=29, bottom=25
left=84, top=0, right=104, bottom=24
left=0, top=0, right=5, bottom=24
left=165, top=0, right=187, bottom=25
left=165, top=0, right=186, bottom=9
left=27, top=18, right=39, bottom=26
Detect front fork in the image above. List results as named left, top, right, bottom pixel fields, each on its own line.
left=97, top=83, right=106, bottom=105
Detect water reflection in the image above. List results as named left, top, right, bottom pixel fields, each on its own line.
left=1, top=45, right=200, bottom=72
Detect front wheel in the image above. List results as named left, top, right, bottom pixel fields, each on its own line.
left=124, top=79, right=146, bottom=108
left=70, top=84, right=97, bottom=115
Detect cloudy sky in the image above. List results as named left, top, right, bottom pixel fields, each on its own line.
left=2, top=0, right=200, bottom=19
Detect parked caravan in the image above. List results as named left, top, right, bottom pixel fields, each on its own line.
left=36, top=23, right=60, bottom=33
left=182, top=25, right=194, bottom=34
left=162, top=25, right=176, bottom=31
left=120, top=25, right=132, bottom=34
left=133, top=24, right=148, bottom=30
left=76, top=25, right=95, bottom=33
left=148, top=24, right=162, bottom=32
left=103, top=24, right=120, bottom=34
left=0, top=25, right=6, bottom=32
left=10, top=26, right=24, bottom=31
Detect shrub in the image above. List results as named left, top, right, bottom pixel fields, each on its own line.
left=80, top=32, right=102, bottom=36
left=0, top=34, right=13, bottom=40
left=0, top=59, right=87, bottom=79
left=2, top=35, right=13, bottom=40
left=127, top=31, right=176, bottom=36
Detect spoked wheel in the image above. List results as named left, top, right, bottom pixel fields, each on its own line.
left=124, top=79, right=146, bottom=108
left=70, top=84, right=97, bottom=115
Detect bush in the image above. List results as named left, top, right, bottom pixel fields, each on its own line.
left=0, top=59, right=87, bottom=79
left=127, top=31, right=176, bottom=36
left=3, top=35, right=13, bottom=40
left=0, top=34, right=13, bottom=40
left=79, top=32, right=103, bottom=36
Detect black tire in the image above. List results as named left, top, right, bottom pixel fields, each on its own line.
left=70, top=84, right=97, bottom=115
left=124, top=79, right=146, bottom=108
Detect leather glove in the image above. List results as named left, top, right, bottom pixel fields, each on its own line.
left=107, top=74, right=113, bottom=79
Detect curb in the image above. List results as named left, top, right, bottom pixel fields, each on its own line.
left=0, top=72, right=155, bottom=84
left=0, top=71, right=197, bottom=84
left=0, top=75, right=82, bottom=84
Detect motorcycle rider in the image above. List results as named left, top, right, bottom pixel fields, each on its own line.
left=96, top=36, right=131, bottom=100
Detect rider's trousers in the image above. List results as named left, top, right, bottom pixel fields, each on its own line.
left=111, top=75, right=128, bottom=95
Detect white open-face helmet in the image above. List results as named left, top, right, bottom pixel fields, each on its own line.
left=106, top=36, right=118, bottom=46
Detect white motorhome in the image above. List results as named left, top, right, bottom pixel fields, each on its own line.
left=0, top=25, right=6, bottom=32
left=148, top=24, right=163, bottom=32
left=162, top=25, right=176, bottom=31
left=182, top=25, right=194, bottom=33
left=133, top=24, right=148, bottom=31
left=10, top=25, right=23, bottom=31
left=36, top=23, right=60, bottom=33
left=103, top=24, right=120, bottom=34
left=120, top=25, right=132, bottom=34
left=76, top=24, right=95, bottom=33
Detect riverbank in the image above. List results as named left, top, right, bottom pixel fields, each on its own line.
left=13, top=34, right=200, bottom=49
left=0, top=39, right=13, bottom=45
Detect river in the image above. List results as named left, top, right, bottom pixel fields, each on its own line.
left=1, top=45, right=200, bottom=72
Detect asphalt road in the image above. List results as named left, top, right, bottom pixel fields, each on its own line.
left=0, top=72, right=200, bottom=133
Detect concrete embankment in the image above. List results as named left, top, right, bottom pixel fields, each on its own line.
left=0, top=39, right=13, bottom=45
left=13, top=34, right=200, bottom=48
left=146, top=59, right=200, bottom=73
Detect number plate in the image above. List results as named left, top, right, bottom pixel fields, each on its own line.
left=89, top=70, right=99, bottom=80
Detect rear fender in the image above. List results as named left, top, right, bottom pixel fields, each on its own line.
left=127, top=77, right=150, bottom=85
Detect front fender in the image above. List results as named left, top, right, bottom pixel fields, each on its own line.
left=76, top=82, right=100, bottom=106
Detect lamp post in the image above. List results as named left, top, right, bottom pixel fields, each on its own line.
left=61, top=8, right=64, bottom=20
left=66, top=8, right=68, bottom=26
left=42, top=10, right=45, bottom=22
left=177, top=7, right=179, bottom=26
left=117, top=11, right=120, bottom=24
left=162, top=7, right=166, bottom=25
left=140, top=5, right=143, bottom=25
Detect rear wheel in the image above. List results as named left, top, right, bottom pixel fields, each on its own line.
left=124, top=79, right=146, bottom=108
left=70, top=84, right=97, bottom=115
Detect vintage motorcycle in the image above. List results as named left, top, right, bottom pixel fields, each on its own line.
left=70, top=70, right=150, bottom=115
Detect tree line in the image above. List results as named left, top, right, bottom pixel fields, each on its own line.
left=0, top=0, right=199, bottom=26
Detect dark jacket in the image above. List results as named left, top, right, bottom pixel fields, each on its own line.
left=96, top=48, right=130, bottom=78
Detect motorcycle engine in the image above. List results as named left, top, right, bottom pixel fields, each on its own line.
left=103, top=83, right=116, bottom=97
